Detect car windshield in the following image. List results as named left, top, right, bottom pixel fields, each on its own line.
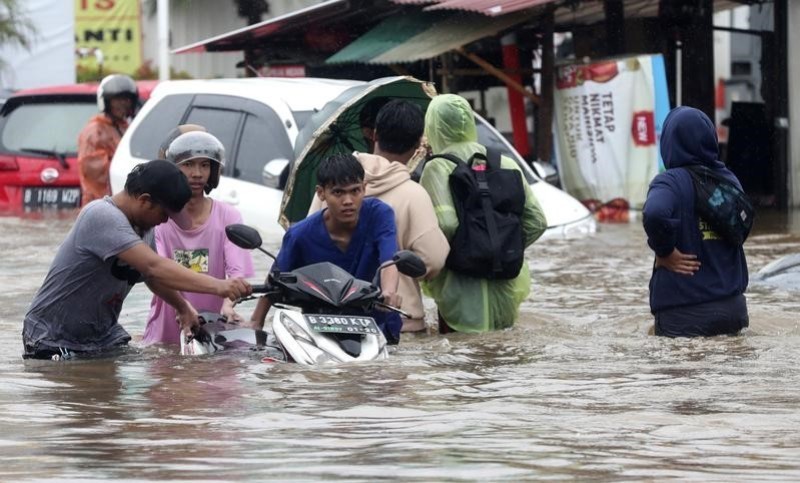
left=1, top=101, right=97, bottom=154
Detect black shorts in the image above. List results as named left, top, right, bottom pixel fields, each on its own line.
left=654, top=294, right=749, bottom=338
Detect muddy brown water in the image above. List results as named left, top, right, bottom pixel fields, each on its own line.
left=1, top=211, right=799, bottom=481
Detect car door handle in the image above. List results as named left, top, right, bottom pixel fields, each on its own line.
left=220, top=191, right=239, bottom=205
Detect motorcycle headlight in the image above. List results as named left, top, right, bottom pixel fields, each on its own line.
left=280, top=312, right=316, bottom=346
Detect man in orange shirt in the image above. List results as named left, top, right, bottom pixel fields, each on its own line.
left=77, top=74, right=139, bottom=205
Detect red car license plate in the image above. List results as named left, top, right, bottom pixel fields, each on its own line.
left=23, top=187, right=81, bottom=210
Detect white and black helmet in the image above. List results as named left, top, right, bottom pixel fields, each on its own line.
left=97, top=74, right=139, bottom=115
left=166, top=131, right=226, bottom=193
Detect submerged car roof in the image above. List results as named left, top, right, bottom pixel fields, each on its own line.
left=147, top=77, right=364, bottom=112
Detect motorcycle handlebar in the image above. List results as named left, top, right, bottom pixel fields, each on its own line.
left=250, top=284, right=270, bottom=294
left=374, top=301, right=412, bottom=319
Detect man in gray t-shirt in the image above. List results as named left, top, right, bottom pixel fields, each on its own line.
left=23, top=160, right=252, bottom=360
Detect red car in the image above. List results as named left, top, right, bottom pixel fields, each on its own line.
left=0, top=80, right=157, bottom=215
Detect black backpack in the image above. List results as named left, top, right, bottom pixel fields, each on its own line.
left=422, top=149, right=527, bottom=279
left=684, top=164, right=755, bottom=245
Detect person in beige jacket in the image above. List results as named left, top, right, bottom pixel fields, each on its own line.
left=310, top=100, right=449, bottom=332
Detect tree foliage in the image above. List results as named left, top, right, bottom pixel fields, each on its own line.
left=0, top=0, right=34, bottom=51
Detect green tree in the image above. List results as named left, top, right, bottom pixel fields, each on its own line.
left=0, top=0, right=35, bottom=64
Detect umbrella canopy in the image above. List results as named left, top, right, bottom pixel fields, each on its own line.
left=280, top=76, right=437, bottom=228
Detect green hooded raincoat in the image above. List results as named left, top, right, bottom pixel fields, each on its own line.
left=420, top=94, right=548, bottom=332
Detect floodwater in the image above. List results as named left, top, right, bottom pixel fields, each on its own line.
left=1, top=211, right=800, bottom=481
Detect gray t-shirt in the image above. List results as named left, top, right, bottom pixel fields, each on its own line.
left=23, top=197, right=155, bottom=352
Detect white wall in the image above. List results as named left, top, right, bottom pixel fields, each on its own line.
left=0, top=0, right=75, bottom=89
left=141, top=0, right=319, bottom=79
left=789, top=0, right=800, bottom=206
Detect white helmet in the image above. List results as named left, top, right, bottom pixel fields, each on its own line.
left=97, top=74, right=139, bottom=115
left=166, top=131, right=226, bottom=193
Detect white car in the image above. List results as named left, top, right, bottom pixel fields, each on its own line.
left=110, top=78, right=595, bottom=241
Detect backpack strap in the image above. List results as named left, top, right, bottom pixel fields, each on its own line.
left=411, top=153, right=465, bottom=183
left=485, top=147, right=501, bottom=172
left=473, top=151, right=503, bottom=275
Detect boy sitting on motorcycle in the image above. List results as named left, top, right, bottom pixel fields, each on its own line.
left=250, top=153, right=403, bottom=344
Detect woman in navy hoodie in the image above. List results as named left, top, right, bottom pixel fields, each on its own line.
left=643, top=107, right=749, bottom=337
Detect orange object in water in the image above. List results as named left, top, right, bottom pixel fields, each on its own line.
left=596, top=198, right=630, bottom=223
left=582, top=197, right=630, bottom=223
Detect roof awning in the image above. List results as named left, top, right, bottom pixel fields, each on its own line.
left=175, top=0, right=758, bottom=55
left=390, top=0, right=555, bottom=16
left=390, top=0, right=754, bottom=19
left=326, top=11, right=533, bottom=64
left=173, top=0, right=351, bottom=54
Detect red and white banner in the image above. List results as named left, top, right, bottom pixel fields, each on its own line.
left=553, top=55, right=667, bottom=215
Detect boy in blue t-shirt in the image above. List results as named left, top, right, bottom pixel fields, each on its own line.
left=250, top=153, right=403, bottom=343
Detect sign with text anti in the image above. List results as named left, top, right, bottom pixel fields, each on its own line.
left=75, top=0, right=142, bottom=75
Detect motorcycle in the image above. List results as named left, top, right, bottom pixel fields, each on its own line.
left=181, top=223, right=427, bottom=366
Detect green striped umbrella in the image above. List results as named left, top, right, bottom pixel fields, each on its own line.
left=279, top=76, right=437, bottom=228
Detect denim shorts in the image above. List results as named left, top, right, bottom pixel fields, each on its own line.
left=654, top=294, right=749, bottom=338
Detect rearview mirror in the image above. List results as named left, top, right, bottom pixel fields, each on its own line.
left=371, top=250, right=427, bottom=287
left=262, top=158, right=290, bottom=189
left=393, top=250, right=427, bottom=278
left=225, top=224, right=263, bottom=250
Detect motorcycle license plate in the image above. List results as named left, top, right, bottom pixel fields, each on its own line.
left=305, top=314, right=379, bottom=335
left=23, top=187, right=81, bottom=210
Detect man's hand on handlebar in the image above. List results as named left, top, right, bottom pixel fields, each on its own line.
left=378, top=291, right=402, bottom=312
left=215, top=278, right=252, bottom=301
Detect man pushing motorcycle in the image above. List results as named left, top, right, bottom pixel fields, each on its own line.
left=250, top=154, right=403, bottom=344
left=22, top=160, right=252, bottom=360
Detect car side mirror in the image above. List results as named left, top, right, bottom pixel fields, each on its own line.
left=531, top=160, right=559, bottom=185
left=262, top=158, right=290, bottom=189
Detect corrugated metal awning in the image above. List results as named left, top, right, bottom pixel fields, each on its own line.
left=326, top=11, right=532, bottom=64
left=390, top=0, right=556, bottom=16
left=390, top=0, right=755, bottom=19
left=172, top=0, right=350, bottom=54
left=175, top=0, right=761, bottom=55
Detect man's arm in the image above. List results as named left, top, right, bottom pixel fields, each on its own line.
left=379, top=264, right=401, bottom=309
left=642, top=176, right=681, bottom=257
left=117, top=243, right=250, bottom=300
left=249, top=229, right=298, bottom=328
left=419, top=158, right=458, bottom=239
left=250, top=297, right=272, bottom=329
left=406, top=187, right=450, bottom=280
left=373, top=201, right=401, bottom=308
left=145, top=280, right=200, bottom=334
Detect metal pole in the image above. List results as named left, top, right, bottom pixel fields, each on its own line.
left=157, top=0, right=170, bottom=81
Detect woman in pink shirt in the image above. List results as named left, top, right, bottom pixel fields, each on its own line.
left=142, top=131, right=254, bottom=345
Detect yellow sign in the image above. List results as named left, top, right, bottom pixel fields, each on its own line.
left=75, top=0, right=142, bottom=76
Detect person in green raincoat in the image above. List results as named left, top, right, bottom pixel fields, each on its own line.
left=420, top=94, right=548, bottom=333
